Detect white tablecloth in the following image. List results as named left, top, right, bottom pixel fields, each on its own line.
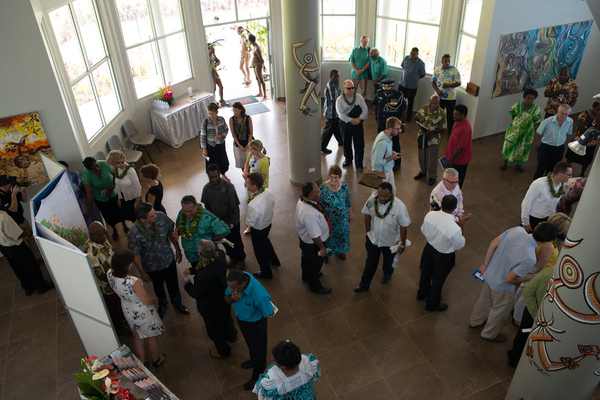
left=150, top=90, right=215, bottom=148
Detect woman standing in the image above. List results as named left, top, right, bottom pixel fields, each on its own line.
left=106, top=150, right=141, bottom=228
left=243, top=139, right=269, bottom=187
left=229, top=102, right=254, bottom=172
left=566, top=101, right=600, bottom=177
left=319, top=165, right=352, bottom=261
left=201, top=102, right=230, bottom=180
left=82, top=157, right=124, bottom=241
left=139, top=164, right=166, bottom=215
left=500, top=89, right=541, bottom=172
left=237, top=26, right=251, bottom=85
left=108, top=249, right=166, bottom=367
left=249, top=34, right=267, bottom=101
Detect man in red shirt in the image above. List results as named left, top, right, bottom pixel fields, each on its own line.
left=444, top=104, right=472, bottom=188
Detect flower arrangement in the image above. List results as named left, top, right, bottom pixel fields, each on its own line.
left=76, top=356, right=138, bottom=400
left=156, top=82, right=174, bottom=105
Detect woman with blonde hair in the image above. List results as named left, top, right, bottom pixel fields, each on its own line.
left=106, top=150, right=141, bottom=227
left=139, top=164, right=166, bottom=215
left=243, top=139, right=269, bottom=187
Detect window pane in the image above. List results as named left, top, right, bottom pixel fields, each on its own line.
left=158, top=33, right=192, bottom=84
left=408, top=0, right=442, bottom=24
left=153, top=0, right=183, bottom=37
left=73, top=0, right=106, bottom=66
left=93, top=61, right=121, bottom=123
left=72, top=76, right=103, bottom=139
left=237, top=0, right=269, bottom=20
left=322, top=0, right=355, bottom=15
left=127, top=43, right=162, bottom=98
left=377, top=0, right=407, bottom=19
left=200, top=0, right=236, bottom=25
left=322, top=16, right=355, bottom=60
left=462, top=0, right=482, bottom=36
left=50, top=6, right=87, bottom=81
left=115, top=0, right=154, bottom=47
left=376, top=19, right=406, bottom=67
left=406, top=23, right=438, bottom=73
left=457, top=34, right=476, bottom=85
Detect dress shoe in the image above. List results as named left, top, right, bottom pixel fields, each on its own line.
left=353, top=284, right=368, bottom=293
left=337, top=253, right=346, bottom=260
left=243, top=379, right=257, bottom=391
left=175, top=303, right=190, bottom=315
left=241, top=360, right=253, bottom=369
left=321, top=148, right=332, bottom=154
left=209, top=349, right=223, bottom=358
left=323, top=256, right=329, bottom=264
left=507, top=350, right=518, bottom=368
left=427, top=178, right=436, bottom=186
left=416, top=293, right=428, bottom=301
left=253, top=271, right=273, bottom=279
left=271, top=261, right=281, bottom=268
left=158, top=304, right=166, bottom=318
left=226, top=336, right=238, bottom=343
left=393, top=165, right=401, bottom=171
left=25, top=289, right=34, bottom=296
left=342, top=160, right=352, bottom=167
left=381, top=275, right=391, bottom=284
left=301, top=275, right=308, bottom=282
left=357, top=167, right=364, bottom=172
left=426, top=303, right=448, bottom=312
left=37, top=281, right=55, bottom=295
left=310, top=286, right=332, bottom=294
left=414, top=172, right=425, bottom=180
left=482, top=333, right=507, bottom=343
left=469, top=320, right=487, bottom=329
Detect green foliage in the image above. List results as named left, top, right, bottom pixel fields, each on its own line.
left=245, top=20, right=268, bottom=50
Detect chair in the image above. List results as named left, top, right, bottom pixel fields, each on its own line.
left=122, top=119, right=160, bottom=163
left=94, top=151, right=106, bottom=161
left=107, top=135, right=143, bottom=164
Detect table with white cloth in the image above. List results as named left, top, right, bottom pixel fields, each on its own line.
left=149, top=90, right=215, bottom=148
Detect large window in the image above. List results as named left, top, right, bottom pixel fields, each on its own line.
left=200, top=0, right=269, bottom=25
left=456, top=0, right=482, bottom=86
left=49, top=0, right=121, bottom=141
left=376, top=0, right=442, bottom=73
left=321, top=0, right=355, bottom=60
left=115, top=0, right=192, bottom=99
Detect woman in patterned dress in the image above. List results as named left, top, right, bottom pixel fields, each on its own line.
left=108, top=249, right=166, bottom=367
left=319, top=164, right=352, bottom=261
left=566, top=101, right=600, bottom=177
left=500, top=89, right=541, bottom=172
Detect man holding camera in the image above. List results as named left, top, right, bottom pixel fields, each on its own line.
left=430, top=168, right=470, bottom=225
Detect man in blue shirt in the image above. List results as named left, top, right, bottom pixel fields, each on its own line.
left=371, top=117, right=402, bottom=193
left=372, top=79, right=406, bottom=170
left=533, top=104, right=573, bottom=180
left=225, top=269, right=273, bottom=390
left=399, top=47, right=426, bottom=122
left=320, top=69, right=343, bottom=154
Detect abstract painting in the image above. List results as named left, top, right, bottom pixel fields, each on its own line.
left=0, top=112, right=54, bottom=186
left=492, top=21, right=592, bottom=98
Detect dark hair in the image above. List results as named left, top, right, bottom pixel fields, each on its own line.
left=272, top=341, right=302, bottom=370
left=411, top=47, right=419, bottom=53
left=454, top=104, right=468, bottom=117
left=248, top=34, right=256, bottom=44
left=523, top=88, right=538, bottom=99
left=553, top=162, right=572, bottom=175
left=330, top=69, right=339, bottom=78
left=135, top=202, right=154, bottom=220
left=442, top=53, right=451, bottom=60
left=207, top=102, right=219, bottom=112
left=111, top=249, right=134, bottom=278
left=378, top=182, right=393, bottom=192
left=532, top=222, right=559, bottom=243
left=181, top=195, right=197, bottom=205
left=232, top=102, right=247, bottom=118
left=227, top=269, right=250, bottom=285
left=246, top=172, right=264, bottom=189
left=328, top=164, right=342, bottom=177
left=302, top=182, right=316, bottom=198
left=441, top=195, right=458, bottom=212
left=207, top=164, right=221, bottom=175
left=82, top=157, right=96, bottom=170
left=593, top=101, right=600, bottom=109
left=140, top=164, right=160, bottom=180
left=59, top=160, right=69, bottom=168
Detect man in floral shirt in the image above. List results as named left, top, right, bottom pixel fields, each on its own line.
left=413, top=95, right=447, bottom=185
left=431, top=54, right=461, bottom=134
left=543, top=67, right=578, bottom=119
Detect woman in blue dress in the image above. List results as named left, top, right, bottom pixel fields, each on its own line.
left=319, top=164, right=352, bottom=261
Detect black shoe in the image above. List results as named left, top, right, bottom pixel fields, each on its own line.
left=25, top=289, right=34, bottom=296
left=342, top=160, right=352, bottom=167
left=152, top=353, right=167, bottom=367
left=37, top=281, right=55, bottom=295
left=427, top=178, right=436, bottom=186
left=175, top=303, right=190, bottom=315
left=158, top=304, right=166, bottom=318
left=353, top=284, right=368, bottom=293
left=507, top=351, right=518, bottom=368
left=357, top=167, right=364, bottom=172
left=243, top=379, right=257, bottom=391
left=301, top=275, right=308, bottom=282
left=416, top=293, right=428, bottom=301
left=382, top=275, right=391, bottom=284
left=271, top=261, right=281, bottom=268
left=310, top=286, right=332, bottom=294
left=226, top=337, right=238, bottom=343
left=241, top=360, right=253, bottom=369
left=337, top=253, right=346, bottom=260
left=393, top=163, right=401, bottom=171
left=253, top=271, right=273, bottom=279
left=426, top=303, right=448, bottom=312
left=321, top=148, right=332, bottom=154
left=414, top=172, right=425, bottom=180
left=323, top=256, right=329, bottom=264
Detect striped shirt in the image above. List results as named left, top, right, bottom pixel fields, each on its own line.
left=200, top=116, right=228, bottom=148
left=323, top=79, right=341, bottom=119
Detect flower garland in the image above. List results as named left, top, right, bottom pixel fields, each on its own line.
left=198, top=250, right=220, bottom=269
left=374, top=196, right=394, bottom=219
left=135, top=220, right=159, bottom=240
left=247, top=186, right=266, bottom=204
left=343, top=92, right=356, bottom=106
left=547, top=173, right=564, bottom=198
left=115, top=164, right=134, bottom=179
left=178, top=206, right=203, bottom=239
left=301, top=196, right=332, bottom=234
left=234, top=116, right=247, bottom=138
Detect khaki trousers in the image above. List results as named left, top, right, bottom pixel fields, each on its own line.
left=469, top=281, right=514, bottom=339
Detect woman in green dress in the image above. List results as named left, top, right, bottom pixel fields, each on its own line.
left=500, top=89, right=541, bottom=172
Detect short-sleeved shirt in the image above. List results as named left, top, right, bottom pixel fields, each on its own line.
left=349, top=46, right=370, bottom=79
left=370, top=56, right=388, bottom=81
left=175, top=205, right=230, bottom=264
left=430, top=181, right=464, bottom=222
left=400, top=55, right=426, bottom=89
left=537, top=115, right=573, bottom=147
left=544, top=78, right=578, bottom=115
left=225, top=271, right=273, bottom=322
left=81, top=161, right=117, bottom=202
left=295, top=199, right=330, bottom=244
left=421, top=210, right=465, bottom=254
left=82, top=239, right=115, bottom=295
left=444, top=117, right=472, bottom=165
left=414, top=104, right=447, bottom=147
left=127, top=211, right=175, bottom=272
left=0, top=190, right=24, bottom=224
left=362, top=195, right=411, bottom=247
left=201, top=179, right=241, bottom=226
left=432, top=65, right=461, bottom=100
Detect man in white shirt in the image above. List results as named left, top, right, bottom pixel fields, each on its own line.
left=295, top=182, right=331, bottom=294
left=417, top=195, right=467, bottom=311
left=354, top=182, right=411, bottom=292
left=371, top=117, right=402, bottom=193
left=336, top=79, right=369, bottom=172
left=246, top=173, right=280, bottom=279
left=521, top=162, right=572, bottom=232
left=430, top=168, right=470, bottom=224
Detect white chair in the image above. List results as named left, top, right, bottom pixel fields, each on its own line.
left=93, top=151, right=106, bottom=161
left=107, top=135, right=143, bottom=164
left=122, top=119, right=160, bottom=163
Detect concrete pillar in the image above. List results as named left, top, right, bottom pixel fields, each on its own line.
left=281, top=0, right=322, bottom=185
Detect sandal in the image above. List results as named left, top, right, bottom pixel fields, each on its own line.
left=112, top=231, right=119, bottom=241
left=152, top=353, right=166, bottom=368
left=515, top=165, right=525, bottom=173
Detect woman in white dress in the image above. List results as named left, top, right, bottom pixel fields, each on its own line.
left=108, top=249, right=166, bottom=367
left=106, top=150, right=141, bottom=227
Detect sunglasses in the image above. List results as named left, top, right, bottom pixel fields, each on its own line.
left=345, top=87, right=355, bottom=90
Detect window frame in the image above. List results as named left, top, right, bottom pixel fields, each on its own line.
left=455, top=0, right=481, bottom=88
left=320, top=0, right=357, bottom=61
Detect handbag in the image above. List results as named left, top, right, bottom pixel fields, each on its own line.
left=358, top=167, right=385, bottom=188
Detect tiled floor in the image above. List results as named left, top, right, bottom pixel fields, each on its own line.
left=0, top=100, right=598, bottom=399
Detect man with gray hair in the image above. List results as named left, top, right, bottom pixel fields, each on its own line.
left=413, top=95, right=447, bottom=185
left=369, top=48, right=388, bottom=93
left=533, top=103, right=573, bottom=180
left=349, top=35, right=371, bottom=96
left=430, top=168, right=471, bottom=225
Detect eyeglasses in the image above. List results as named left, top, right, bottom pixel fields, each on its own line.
left=344, top=87, right=355, bottom=90
left=444, top=178, right=459, bottom=184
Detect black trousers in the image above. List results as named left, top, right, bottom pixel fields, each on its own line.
left=238, top=316, right=268, bottom=380
left=440, top=99, right=456, bottom=135
left=359, top=236, right=394, bottom=288
left=417, top=243, right=455, bottom=308
left=398, top=85, right=418, bottom=121
left=250, top=224, right=280, bottom=277
left=529, top=215, right=548, bottom=231
left=340, top=120, right=365, bottom=168
left=508, top=307, right=535, bottom=366
left=201, top=307, right=237, bottom=357
left=321, top=117, right=342, bottom=150
left=0, top=242, right=46, bottom=291
left=299, top=238, right=325, bottom=291
left=454, top=163, right=469, bottom=188
left=223, top=223, right=246, bottom=262
left=534, top=143, right=565, bottom=180
left=146, top=260, right=182, bottom=307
